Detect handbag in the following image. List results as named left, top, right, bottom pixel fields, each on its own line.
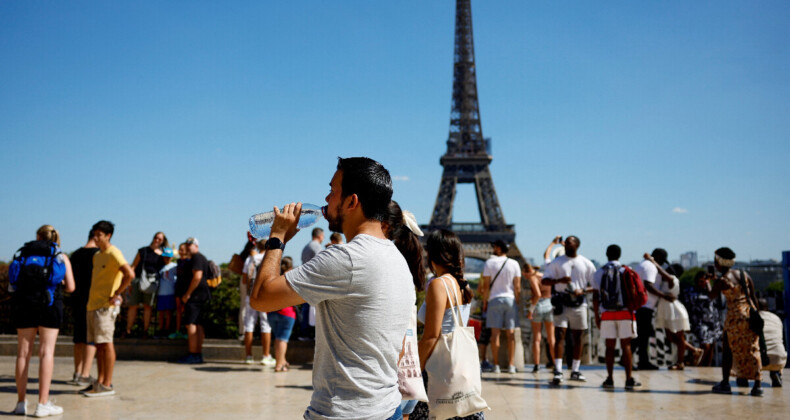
left=425, top=276, right=490, bottom=419
left=398, top=306, right=428, bottom=402
left=138, top=248, right=159, bottom=294
left=736, top=269, right=763, bottom=335
left=551, top=285, right=564, bottom=316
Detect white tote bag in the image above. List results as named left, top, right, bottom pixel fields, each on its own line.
left=425, top=276, right=489, bottom=419
left=398, top=306, right=428, bottom=401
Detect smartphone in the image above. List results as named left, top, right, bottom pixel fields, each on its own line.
left=707, top=265, right=715, bottom=275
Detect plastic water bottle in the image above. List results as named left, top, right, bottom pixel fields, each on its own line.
left=249, top=203, right=326, bottom=239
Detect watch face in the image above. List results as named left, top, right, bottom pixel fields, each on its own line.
left=266, top=238, right=284, bottom=250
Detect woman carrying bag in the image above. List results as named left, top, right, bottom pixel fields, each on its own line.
left=411, top=229, right=489, bottom=420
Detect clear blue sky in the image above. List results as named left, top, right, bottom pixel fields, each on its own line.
left=2, top=1, right=788, bottom=267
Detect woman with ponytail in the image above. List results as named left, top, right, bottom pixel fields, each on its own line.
left=411, top=229, right=483, bottom=420
left=12, top=225, right=75, bottom=416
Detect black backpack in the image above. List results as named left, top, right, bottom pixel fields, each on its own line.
left=8, top=240, right=66, bottom=307
left=599, top=262, right=625, bottom=310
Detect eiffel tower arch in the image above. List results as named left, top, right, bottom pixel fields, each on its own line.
left=421, top=0, right=525, bottom=266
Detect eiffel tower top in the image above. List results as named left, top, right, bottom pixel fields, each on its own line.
left=444, top=0, right=490, bottom=163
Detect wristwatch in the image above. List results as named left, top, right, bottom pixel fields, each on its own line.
left=265, top=237, right=285, bottom=251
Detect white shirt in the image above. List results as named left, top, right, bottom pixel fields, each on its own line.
left=633, top=260, right=659, bottom=309
left=482, top=255, right=521, bottom=301
left=544, top=254, right=595, bottom=305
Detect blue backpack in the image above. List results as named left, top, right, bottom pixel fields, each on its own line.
left=8, top=240, right=66, bottom=307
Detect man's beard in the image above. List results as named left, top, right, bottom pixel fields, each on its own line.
left=327, top=203, right=344, bottom=233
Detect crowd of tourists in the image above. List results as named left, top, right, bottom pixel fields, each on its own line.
left=6, top=156, right=787, bottom=419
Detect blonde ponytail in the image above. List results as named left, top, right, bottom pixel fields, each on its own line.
left=36, top=224, right=61, bottom=246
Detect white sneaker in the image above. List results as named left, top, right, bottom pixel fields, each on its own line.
left=245, top=356, right=254, bottom=365
left=493, top=365, right=501, bottom=374
left=261, top=355, right=276, bottom=366
left=508, top=365, right=517, bottom=374
left=13, top=400, right=26, bottom=415
left=33, top=401, right=63, bottom=417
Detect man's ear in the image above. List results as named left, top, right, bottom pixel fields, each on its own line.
left=346, top=194, right=361, bottom=211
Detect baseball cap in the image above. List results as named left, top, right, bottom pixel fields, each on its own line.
left=162, top=247, right=174, bottom=258
left=185, top=237, right=199, bottom=247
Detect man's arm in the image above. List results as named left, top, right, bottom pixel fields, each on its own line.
left=182, top=269, right=203, bottom=303
left=249, top=203, right=306, bottom=312
left=112, top=264, right=135, bottom=303
left=512, top=274, right=521, bottom=311
left=479, top=275, right=490, bottom=312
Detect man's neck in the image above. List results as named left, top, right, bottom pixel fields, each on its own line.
left=99, top=243, right=111, bottom=252
left=343, top=219, right=386, bottom=242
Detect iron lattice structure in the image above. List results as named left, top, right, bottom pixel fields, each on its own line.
left=421, top=0, right=524, bottom=264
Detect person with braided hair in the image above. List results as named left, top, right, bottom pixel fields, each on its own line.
left=411, top=229, right=483, bottom=420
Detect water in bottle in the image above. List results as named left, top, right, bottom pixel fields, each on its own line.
left=249, top=203, right=326, bottom=239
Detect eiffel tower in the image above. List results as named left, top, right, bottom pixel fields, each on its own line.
left=421, top=0, right=524, bottom=265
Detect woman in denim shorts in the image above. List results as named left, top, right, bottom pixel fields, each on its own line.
left=525, top=264, right=555, bottom=373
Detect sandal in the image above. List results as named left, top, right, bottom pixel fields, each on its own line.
left=668, top=363, right=685, bottom=371
left=275, top=365, right=289, bottom=372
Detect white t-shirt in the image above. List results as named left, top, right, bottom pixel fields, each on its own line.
left=286, top=234, right=415, bottom=420
left=243, top=253, right=264, bottom=296
left=482, top=255, right=521, bottom=301
left=544, top=254, right=595, bottom=305
left=633, top=260, right=659, bottom=309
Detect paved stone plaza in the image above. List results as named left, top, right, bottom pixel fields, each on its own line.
left=0, top=356, right=787, bottom=419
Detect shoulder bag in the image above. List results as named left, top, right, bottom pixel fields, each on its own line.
left=138, top=248, right=159, bottom=294
left=425, top=276, right=490, bottom=419
left=398, top=305, right=428, bottom=402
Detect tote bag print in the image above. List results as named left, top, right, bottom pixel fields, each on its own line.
left=398, top=306, right=428, bottom=401
left=425, top=276, right=489, bottom=419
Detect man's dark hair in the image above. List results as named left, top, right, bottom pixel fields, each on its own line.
left=606, top=244, right=621, bottom=261
left=92, top=220, right=115, bottom=236
left=669, top=263, right=685, bottom=277
left=311, top=227, right=324, bottom=239
left=337, top=157, right=392, bottom=221
left=87, top=229, right=95, bottom=242
left=651, top=248, right=668, bottom=262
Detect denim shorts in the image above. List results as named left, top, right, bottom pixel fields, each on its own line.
left=487, top=296, right=517, bottom=329
left=532, top=298, right=554, bottom=323
left=267, top=312, right=295, bottom=342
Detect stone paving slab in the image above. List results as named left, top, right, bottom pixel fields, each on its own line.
left=0, top=356, right=787, bottom=419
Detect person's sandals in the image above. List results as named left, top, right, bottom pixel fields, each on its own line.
left=668, top=363, right=685, bottom=371
left=712, top=381, right=732, bottom=394
left=274, top=365, right=289, bottom=372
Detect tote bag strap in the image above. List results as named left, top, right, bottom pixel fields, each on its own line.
left=438, top=275, right=464, bottom=328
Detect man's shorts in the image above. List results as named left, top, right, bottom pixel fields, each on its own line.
left=555, top=304, right=588, bottom=330
left=183, top=300, right=207, bottom=326
left=72, top=306, right=88, bottom=343
left=127, top=280, right=156, bottom=307
left=487, top=296, right=517, bottom=330
left=600, top=311, right=636, bottom=339
left=243, top=297, right=271, bottom=333
left=267, top=312, right=295, bottom=342
left=87, top=306, right=119, bottom=344
left=531, top=298, right=554, bottom=323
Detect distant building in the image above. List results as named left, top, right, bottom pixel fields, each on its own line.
left=746, top=260, right=783, bottom=291
left=680, top=251, right=699, bottom=270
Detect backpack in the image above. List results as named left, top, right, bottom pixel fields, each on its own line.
left=621, top=265, right=647, bottom=312
left=8, top=240, right=66, bottom=307
left=206, top=260, right=222, bottom=288
left=599, top=262, right=625, bottom=310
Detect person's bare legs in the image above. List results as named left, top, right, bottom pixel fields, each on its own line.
left=554, top=327, right=567, bottom=369
left=187, top=324, right=199, bottom=353
left=262, top=332, right=272, bottom=358
left=162, top=310, right=172, bottom=332
left=95, top=345, right=106, bottom=385
left=605, top=338, right=616, bottom=378
left=490, top=328, right=502, bottom=367
left=142, top=304, right=153, bottom=335
left=700, top=343, right=713, bottom=366
left=15, top=328, right=36, bottom=404
left=571, top=329, right=584, bottom=360
left=37, top=327, right=59, bottom=404
left=175, top=300, right=183, bottom=333
left=96, top=342, right=116, bottom=387
left=545, top=322, right=556, bottom=361
left=721, top=332, right=732, bottom=383
left=274, top=339, right=288, bottom=370
left=79, top=344, right=96, bottom=378
left=244, top=332, right=254, bottom=357
left=620, top=338, right=633, bottom=380
left=505, top=329, right=516, bottom=367
left=531, top=322, right=542, bottom=366
left=126, top=305, right=138, bottom=335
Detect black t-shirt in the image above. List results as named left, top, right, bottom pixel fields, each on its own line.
left=70, top=247, right=99, bottom=307
left=186, top=252, right=211, bottom=302
left=135, top=246, right=164, bottom=278
left=175, top=258, right=191, bottom=296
